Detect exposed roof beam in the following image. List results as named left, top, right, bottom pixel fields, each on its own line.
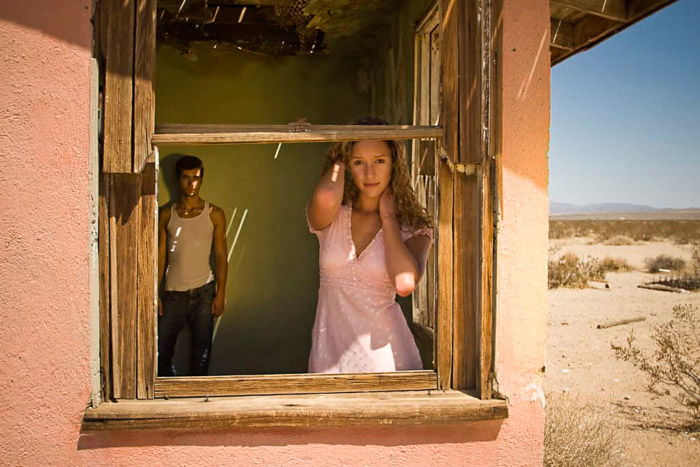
left=550, top=19, right=574, bottom=49
left=574, top=15, right=624, bottom=46
left=550, top=0, right=627, bottom=21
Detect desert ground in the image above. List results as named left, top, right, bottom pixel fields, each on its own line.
left=546, top=219, right=700, bottom=466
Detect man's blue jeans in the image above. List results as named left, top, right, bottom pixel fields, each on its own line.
left=158, top=281, right=216, bottom=376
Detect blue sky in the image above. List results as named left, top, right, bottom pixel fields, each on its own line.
left=549, top=0, right=699, bottom=209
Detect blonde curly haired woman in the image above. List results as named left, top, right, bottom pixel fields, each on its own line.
left=306, top=118, right=434, bottom=373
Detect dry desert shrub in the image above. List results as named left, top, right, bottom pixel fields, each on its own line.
left=603, top=235, right=635, bottom=246
left=549, top=221, right=591, bottom=239
left=548, top=252, right=606, bottom=289
left=612, top=304, right=700, bottom=423
left=690, top=243, right=700, bottom=275
left=644, top=254, right=686, bottom=273
left=549, top=220, right=700, bottom=243
left=599, top=256, right=632, bottom=273
left=545, top=393, right=624, bottom=467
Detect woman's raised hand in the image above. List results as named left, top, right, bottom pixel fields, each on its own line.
left=307, top=154, right=346, bottom=232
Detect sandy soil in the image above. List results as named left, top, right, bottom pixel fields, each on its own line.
left=547, top=238, right=700, bottom=466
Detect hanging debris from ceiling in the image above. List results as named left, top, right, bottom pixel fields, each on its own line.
left=157, top=0, right=403, bottom=56
left=304, top=0, right=403, bottom=51
left=158, top=0, right=322, bottom=55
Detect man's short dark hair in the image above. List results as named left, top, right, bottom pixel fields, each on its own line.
left=175, top=155, right=204, bottom=178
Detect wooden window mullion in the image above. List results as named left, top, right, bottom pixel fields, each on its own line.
left=136, top=156, right=158, bottom=399
left=436, top=158, right=454, bottom=390
left=133, top=0, right=156, bottom=173
left=99, top=0, right=135, bottom=174
left=107, top=173, right=140, bottom=399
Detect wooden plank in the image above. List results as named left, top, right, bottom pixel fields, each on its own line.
left=152, top=125, right=443, bottom=145
left=481, top=0, right=503, bottom=400
left=459, top=0, right=483, bottom=164
left=574, top=15, right=623, bottom=46
left=550, top=18, right=575, bottom=50
left=413, top=31, right=428, bottom=127
left=100, top=0, right=135, bottom=173
left=133, top=0, right=156, bottom=172
left=550, top=0, right=627, bottom=21
left=436, top=159, right=454, bottom=390
left=550, top=45, right=572, bottom=65
left=452, top=173, right=479, bottom=391
left=98, top=174, right=113, bottom=401
left=416, top=1, right=441, bottom=33
left=478, top=160, right=495, bottom=399
left=596, top=316, right=646, bottom=329
left=429, top=25, right=441, bottom=128
left=137, top=158, right=157, bottom=399
left=109, top=174, right=141, bottom=399
left=83, top=390, right=508, bottom=430
left=154, top=371, right=437, bottom=398
left=439, top=0, right=459, bottom=163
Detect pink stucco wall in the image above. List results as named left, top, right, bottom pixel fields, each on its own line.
left=0, top=0, right=549, bottom=465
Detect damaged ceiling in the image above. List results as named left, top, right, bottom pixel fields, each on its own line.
left=158, top=0, right=402, bottom=55
left=159, top=1, right=680, bottom=64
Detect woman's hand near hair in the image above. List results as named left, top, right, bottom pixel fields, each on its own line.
left=307, top=157, right=345, bottom=231
left=380, top=189, right=431, bottom=297
left=379, top=186, right=398, bottom=220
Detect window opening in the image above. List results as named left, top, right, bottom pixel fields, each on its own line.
left=95, top=0, right=499, bottom=404
left=153, top=0, right=443, bottom=380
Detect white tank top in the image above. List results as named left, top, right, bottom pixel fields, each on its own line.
left=165, top=201, right=215, bottom=291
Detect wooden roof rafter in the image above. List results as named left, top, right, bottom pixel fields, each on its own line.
left=549, top=0, right=679, bottom=65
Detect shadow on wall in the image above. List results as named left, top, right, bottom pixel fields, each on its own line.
left=77, top=419, right=504, bottom=449
left=1, top=0, right=93, bottom=52
left=159, top=152, right=182, bottom=206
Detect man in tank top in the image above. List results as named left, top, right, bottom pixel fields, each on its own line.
left=157, top=155, right=228, bottom=376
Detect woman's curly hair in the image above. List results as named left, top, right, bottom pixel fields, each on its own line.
left=323, top=117, right=433, bottom=231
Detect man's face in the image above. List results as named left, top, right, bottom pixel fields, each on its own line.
left=178, top=167, right=203, bottom=198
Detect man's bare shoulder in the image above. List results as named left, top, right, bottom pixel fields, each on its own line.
left=208, top=204, right=226, bottom=225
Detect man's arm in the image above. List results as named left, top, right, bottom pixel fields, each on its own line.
left=210, top=206, right=228, bottom=316
left=157, top=207, right=171, bottom=316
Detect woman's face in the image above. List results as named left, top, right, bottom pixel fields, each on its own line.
left=347, top=140, right=393, bottom=199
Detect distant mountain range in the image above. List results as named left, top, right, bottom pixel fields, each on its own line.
left=549, top=203, right=700, bottom=220
left=550, top=202, right=660, bottom=215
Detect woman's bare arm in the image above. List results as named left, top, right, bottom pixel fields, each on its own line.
left=307, top=160, right=345, bottom=231
left=380, top=191, right=432, bottom=297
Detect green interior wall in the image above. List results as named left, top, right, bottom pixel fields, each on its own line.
left=155, top=0, right=435, bottom=375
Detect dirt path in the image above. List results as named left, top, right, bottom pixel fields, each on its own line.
left=547, top=239, right=700, bottom=466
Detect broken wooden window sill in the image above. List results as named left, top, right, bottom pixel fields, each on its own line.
left=82, top=390, right=508, bottom=431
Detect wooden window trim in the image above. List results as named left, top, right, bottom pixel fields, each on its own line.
left=83, top=390, right=507, bottom=431
left=153, top=124, right=443, bottom=145
left=154, top=371, right=437, bottom=398
left=89, top=0, right=504, bottom=429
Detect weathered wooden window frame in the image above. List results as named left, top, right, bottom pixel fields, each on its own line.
left=85, top=0, right=505, bottom=430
